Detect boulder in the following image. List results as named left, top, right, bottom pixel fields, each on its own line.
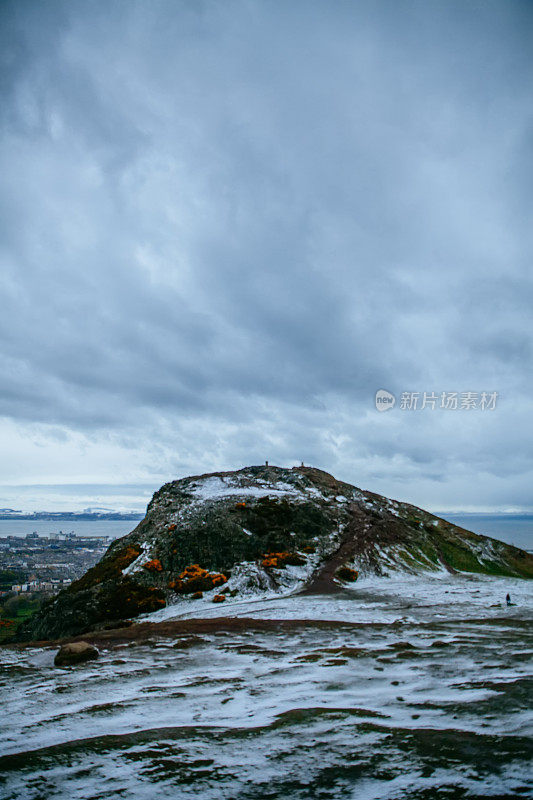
left=54, top=641, right=99, bottom=666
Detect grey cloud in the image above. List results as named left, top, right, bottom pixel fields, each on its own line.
left=1, top=0, right=532, bottom=510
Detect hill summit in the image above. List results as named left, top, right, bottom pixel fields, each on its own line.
left=20, top=465, right=533, bottom=640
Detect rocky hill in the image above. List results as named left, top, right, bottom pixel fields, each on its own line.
left=18, top=465, right=533, bottom=640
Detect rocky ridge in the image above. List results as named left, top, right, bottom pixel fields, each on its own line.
left=18, top=465, right=533, bottom=640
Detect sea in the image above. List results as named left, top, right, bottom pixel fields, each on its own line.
left=0, top=519, right=142, bottom=541
left=441, top=513, right=533, bottom=552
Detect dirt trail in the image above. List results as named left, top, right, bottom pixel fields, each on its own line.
left=298, top=504, right=369, bottom=595
left=8, top=615, right=389, bottom=650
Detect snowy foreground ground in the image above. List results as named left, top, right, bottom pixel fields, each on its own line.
left=0, top=573, right=532, bottom=800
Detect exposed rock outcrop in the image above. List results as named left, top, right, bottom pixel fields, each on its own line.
left=54, top=641, right=99, bottom=666
left=18, top=465, right=533, bottom=641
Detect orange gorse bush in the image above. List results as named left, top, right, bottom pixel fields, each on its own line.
left=168, top=564, right=228, bottom=594
left=261, top=551, right=307, bottom=569
left=143, top=559, right=163, bottom=572
left=115, top=545, right=141, bottom=569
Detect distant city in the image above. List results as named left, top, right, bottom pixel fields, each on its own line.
left=0, top=510, right=143, bottom=595
left=0, top=529, right=116, bottom=595
left=0, top=508, right=143, bottom=521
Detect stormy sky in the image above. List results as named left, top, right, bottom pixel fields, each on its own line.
left=1, top=0, right=532, bottom=513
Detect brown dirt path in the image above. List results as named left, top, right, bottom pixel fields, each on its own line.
left=298, top=503, right=369, bottom=595
left=7, top=615, right=387, bottom=650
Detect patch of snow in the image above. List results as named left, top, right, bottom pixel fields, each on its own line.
left=304, top=486, right=325, bottom=499
left=143, top=550, right=322, bottom=623
left=122, top=541, right=150, bottom=576
left=188, top=476, right=303, bottom=502
left=143, top=572, right=533, bottom=628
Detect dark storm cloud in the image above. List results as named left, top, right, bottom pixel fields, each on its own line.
left=1, top=0, right=532, bottom=509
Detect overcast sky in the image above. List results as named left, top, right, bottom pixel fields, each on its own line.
left=1, top=0, right=532, bottom=513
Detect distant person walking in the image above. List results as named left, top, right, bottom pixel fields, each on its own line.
left=506, top=593, right=511, bottom=606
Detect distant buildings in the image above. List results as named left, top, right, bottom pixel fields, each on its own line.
left=0, top=510, right=142, bottom=521
left=0, top=534, right=109, bottom=593
left=11, top=578, right=72, bottom=593
left=19, top=531, right=110, bottom=545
